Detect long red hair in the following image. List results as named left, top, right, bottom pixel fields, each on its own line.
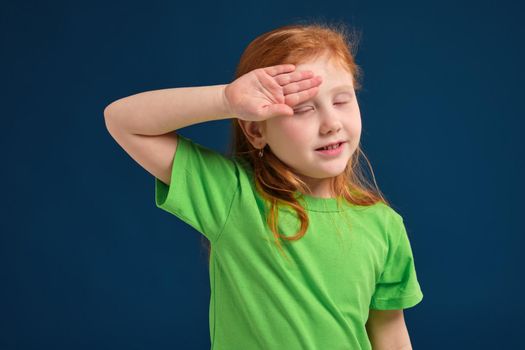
left=201, top=20, right=389, bottom=264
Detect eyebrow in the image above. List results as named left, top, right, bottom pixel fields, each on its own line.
left=329, top=84, right=354, bottom=93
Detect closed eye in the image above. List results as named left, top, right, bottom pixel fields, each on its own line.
left=294, top=108, right=313, bottom=114
left=294, top=102, right=349, bottom=114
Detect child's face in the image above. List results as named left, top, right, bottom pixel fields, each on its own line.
left=261, top=54, right=362, bottom=197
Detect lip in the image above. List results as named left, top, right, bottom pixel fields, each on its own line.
left=315, top=141, right=346, bottom=156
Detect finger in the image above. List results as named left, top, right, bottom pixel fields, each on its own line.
left=263, top=64, right=296, bottom=77
left=274, top=70, right=314, bottom=86
left=282, top=75, right=322, bottom=96
left=284, top=86, right=320, bottom=107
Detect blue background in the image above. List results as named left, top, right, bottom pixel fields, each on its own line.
left=2, top=0, right=524, bottom=349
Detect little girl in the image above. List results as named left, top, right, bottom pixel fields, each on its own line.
left=104, top=21, right=424, bottom=350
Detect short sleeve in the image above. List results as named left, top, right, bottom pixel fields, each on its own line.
left=370, top=212, right=424, bottom=310
left=154, top=134, right=239, bottom=243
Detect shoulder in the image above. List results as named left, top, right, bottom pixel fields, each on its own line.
left=347, top=201, right=405, bottom=247
left=373, top=201, right=402, bottom=219
left=349, top=200, right=402, bottom=226
left=371, top=203, right=409, bottom=250
left=368, top=201, right=404, bottom=229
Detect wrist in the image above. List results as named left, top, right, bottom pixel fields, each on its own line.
left=218, top=84, right=234, bottom=118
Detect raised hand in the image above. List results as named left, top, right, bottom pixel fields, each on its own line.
left=223, top=64, right=323, bottom=122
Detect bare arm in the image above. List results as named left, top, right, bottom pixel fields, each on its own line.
left=365, top=309, right=413, bottom=350
left=103, top=84, right=233, bottom=185
left=104, top=84, right=232, bottom=135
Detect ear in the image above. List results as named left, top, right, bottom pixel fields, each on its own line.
left=237, top=119, right=266, bottom=149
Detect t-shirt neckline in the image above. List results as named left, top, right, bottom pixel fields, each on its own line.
left=293, top=191, right=352, bottom=212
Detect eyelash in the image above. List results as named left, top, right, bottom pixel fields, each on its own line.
left=294, top=102, right=348, bottom=114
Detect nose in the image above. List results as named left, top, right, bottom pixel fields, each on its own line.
left=319, top=108, right=343, bottom=135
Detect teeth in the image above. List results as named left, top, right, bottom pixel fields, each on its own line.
left=322, top=143, right=339, bottom=150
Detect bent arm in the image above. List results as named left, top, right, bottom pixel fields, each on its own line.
left=103, top=84, right=234, bottom=186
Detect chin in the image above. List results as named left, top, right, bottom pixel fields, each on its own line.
left=321, top=161, right=349, bottom=175
left=302, top=166, right=347, bottom=180
left=288, top=157, right=349, bottom=179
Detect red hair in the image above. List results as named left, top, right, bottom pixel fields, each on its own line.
left=201, top=20, right=389, bottom=263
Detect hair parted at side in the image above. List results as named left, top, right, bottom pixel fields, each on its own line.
left=201, top=19, right=390, bottom=264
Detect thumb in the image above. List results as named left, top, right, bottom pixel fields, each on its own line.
left=261, top=104, right=294, bottom=119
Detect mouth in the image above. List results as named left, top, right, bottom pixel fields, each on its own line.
left=314, top=141, right=346, bottom=156
left=315, top=141, right=346, bottom=151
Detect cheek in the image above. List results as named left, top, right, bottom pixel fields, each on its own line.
left=346, top=108, right=362, bottom=133
left=270, top=117, right=313, bottom=145
left=347, top=117, right=362, bottom=146
left=353, top=104, right=362, bottom=130
left=350, top=118, right=361, bottom=134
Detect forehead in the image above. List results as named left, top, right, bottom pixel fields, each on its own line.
left=295, top=55, right=354, bottom=87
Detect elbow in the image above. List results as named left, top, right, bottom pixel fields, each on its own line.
left=103, top=101, right=122, bottom=131
left=103, top=105, right=113, bottom=130
left=103, top=103, right=121, bottom=136
left=103, top=105, right=111, bottom=119
left=103, top=101, right=117, bottom=120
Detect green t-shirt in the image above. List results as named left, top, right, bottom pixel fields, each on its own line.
left=155, top=134, right=424, bottom=350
